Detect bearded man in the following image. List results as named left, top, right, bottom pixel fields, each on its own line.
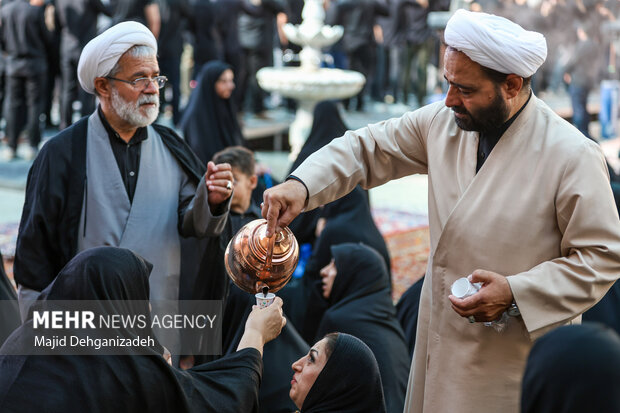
left=260, top=10, right=620, bottom=413
left=14, top=22, right=234, bottom=331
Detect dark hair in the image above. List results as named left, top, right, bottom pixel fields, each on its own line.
left=323, top=332, right=339, bottom=360
left=212, top=146, right=255, bottom=176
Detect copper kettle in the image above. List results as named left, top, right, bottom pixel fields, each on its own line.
left=224, top=219, right=299, bottom=295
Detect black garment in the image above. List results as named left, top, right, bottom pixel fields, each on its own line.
left=181, top=202, right=307, bottom=413
left=305, top=186, right=391, bottom=281
left=98, top=106, right=148, bottom=203
left=237, top=0, right=286, bottom=114
left=476, top=92, right=531, bottom=172
left=215, top=284, right=309, bottom=413
left=301, top=333, right=386, bottom=413
left=157, top=0, right=191, bottom=124
left=310, top=243, right=409, bottom=413
left=110, top=0, right=154, bottom=25
left=213, top=0, right=262, bottom=80
left=0, top=247, right=263, bottom=413
left=187, top=0, right=218, bottom=79
left=395, top=275, right=424, bottom=358
left=180, top=61, right=245, bottom=165
left=55, top=0, right=110, bottom=128
left=294, top=185, right=389, bottom=339
left=0, top=1, right=50, bottom=77
left=1, top=1, right=50, bottom=151
left=0, top=251, right=19, bottom=347
left=521, top=324, right=620, bottom=413
left=583, top=280, right=620, bottom=335
left=55, top=0, right=110, bottom=61
left=5, top=74, right=44, bottom=151
left=14, top=115, right=206, bottom=292
left=327, top=0, right=388, bottom=110
left=288, top=101, right=348, bottom=245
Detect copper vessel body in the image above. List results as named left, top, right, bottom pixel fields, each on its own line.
left=225, top=219, right=299, bottom=294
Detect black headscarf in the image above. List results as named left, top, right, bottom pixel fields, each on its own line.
left=0, top=251, right=20, bottom=347
left=301, top=333, right=386, bottom=413
left=287, top=101, right=348, bottom=246
left=521, top=323, right=620, bottom=413
left=305, top=186, right=391, bottom=281
left=310, top=243, right=409, bottom=413
left=0, top=247, right=263, bottom=413
left=396, top=275, right=424, bottom=358
left=289, top=100, right=347, bottom=174
left=583, top=280, right=620, bottom=335
left=179, top=60, right=245, bottom=165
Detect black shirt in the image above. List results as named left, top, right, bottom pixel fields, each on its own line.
left=98, top=106, right=148, bottom=203
left=476, top=92, right=531, bottom=172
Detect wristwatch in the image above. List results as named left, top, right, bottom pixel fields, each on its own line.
left=507, top=301, right=520, bottom=317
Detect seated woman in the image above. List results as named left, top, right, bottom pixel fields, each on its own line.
left=305, top=243, right=410, bottom=413
left=0, top=247, right=286, bottom=413
left=290, top=332, right=386, bottom=413
left=521, top=323, right=620, bottom=413
left=179, top=61, right=246, bottom=166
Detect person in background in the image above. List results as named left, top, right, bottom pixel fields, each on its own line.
left=55, top=0, right=112, bottom=130
left=179, top=61, right=246, bottom=166
left=290, top=332, right=387, bottom=413
left=0, top=0, right=53, bottom=161
left=261, top=10, right=620, bottom=412
left=157, top=0, right=191, bottom=125
left=521, top=323, right=620, bottom=413
left=311, top=243, right=409, bottom=413
left=13, top=22, right=234, bottom=345
left=0, top=247, right=287, bottom=412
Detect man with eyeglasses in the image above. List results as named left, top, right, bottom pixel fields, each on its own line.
left=13, top=22, right=234, bottom=346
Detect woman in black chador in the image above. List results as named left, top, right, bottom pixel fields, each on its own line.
left=521, top=323, right=620, bottom=413
left=305, top=243, right=409, bottom=413
left=179, top=60, right=245, bottom=165
left=0, top=246, right=285, bottom=413
left=290, top=332, right=387, bottom=413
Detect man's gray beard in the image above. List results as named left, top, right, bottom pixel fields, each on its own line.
left=111, top=88, right=159, bottom=127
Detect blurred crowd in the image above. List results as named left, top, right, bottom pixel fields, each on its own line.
left=1, top=0, right=620, bottom=160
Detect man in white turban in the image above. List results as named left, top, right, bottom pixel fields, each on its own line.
left=14, top=22, right=235, bottom=356
left=258, top=9, right=620, bottom=413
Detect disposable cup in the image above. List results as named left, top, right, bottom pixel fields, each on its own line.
left=255, top=292, right=276, bottom=308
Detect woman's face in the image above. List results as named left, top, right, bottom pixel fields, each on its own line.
left=290, top=338, right=329, bottom=409
left=320, top=259, right=337, bottom=299
left=214, top=69, right=235, bottom=99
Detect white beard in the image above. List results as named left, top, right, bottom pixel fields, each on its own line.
left=111, top=88, right=159, bottom=127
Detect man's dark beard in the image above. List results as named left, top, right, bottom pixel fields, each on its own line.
left=452, top=88, right=510, bottom=134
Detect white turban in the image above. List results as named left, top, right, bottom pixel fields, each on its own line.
left=78, top=21, right=158, bottom=94
left=444, top=9, right=547, bottom=78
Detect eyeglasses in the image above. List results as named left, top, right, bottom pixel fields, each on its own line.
left=106, top=75, right=168, bottom=89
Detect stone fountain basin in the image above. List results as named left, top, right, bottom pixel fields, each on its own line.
left=257, top=67, right=365, bottom=101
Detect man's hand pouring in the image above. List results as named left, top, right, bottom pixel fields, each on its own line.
left=261, top=179, right=308, bottom=237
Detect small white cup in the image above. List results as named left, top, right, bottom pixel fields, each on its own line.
left=255, top=292, right=276, bottom=308
left=451, top=277, right=482, bottom=299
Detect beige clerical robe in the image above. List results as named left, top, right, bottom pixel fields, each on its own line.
left=291, top=96, right=620, bottom=413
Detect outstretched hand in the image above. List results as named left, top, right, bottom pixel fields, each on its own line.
left=238, top=297, right=287, bottom=355
left=449, top=269, right=514, bottom=322
left=261, top=179, right=308, bottom=237
left=206, top=161, right=234, bottom=208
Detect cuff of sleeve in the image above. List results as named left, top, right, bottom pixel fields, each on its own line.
left=286, top=174, right=309, bottom=204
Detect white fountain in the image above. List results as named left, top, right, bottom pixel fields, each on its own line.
left=256, top=0, right=365, bottom=159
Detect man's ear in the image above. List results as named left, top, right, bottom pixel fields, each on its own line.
left=94, top=77, right=111, bottom=98
left=250, top=175, right=258, bottom=190
left=504, top=74, right=523, bottom=99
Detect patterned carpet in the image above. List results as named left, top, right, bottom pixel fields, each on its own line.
left=372, top=208, right=430, bottom=302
